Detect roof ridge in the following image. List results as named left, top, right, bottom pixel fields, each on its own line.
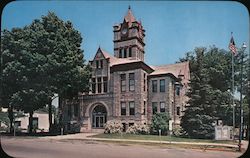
left=152, top=61, right=189, bottom=68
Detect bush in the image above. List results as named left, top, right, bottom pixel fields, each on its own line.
left=172, top=126, right=185, bottom=137
left=150, top=113, right=170, bottom=135
left=104, top=120, right=123, bottom=134
left=126, top=123, right=150, bottom=134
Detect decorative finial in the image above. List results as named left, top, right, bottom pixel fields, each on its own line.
left=128, top=5, right=131, bottom=10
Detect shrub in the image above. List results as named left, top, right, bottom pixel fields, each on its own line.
left=172, top=126, right=185, bottom=137
left=104, top=120, right=123, bottom=134
left=150, top=113, right=170, bottom=135
left=126, top=123, right=150, bottom=135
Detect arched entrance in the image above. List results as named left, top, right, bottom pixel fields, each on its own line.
left=92, top=104, right=107, bottom=128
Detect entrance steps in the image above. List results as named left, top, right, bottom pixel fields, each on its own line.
left=91, top=128, right=104, bottom=133
left=80, top=127, right=104, bottom=133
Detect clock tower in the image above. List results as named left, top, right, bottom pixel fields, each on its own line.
left=113, top=6, right=145, bottom=61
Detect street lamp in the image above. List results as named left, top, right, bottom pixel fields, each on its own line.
left=239, top=42, right=247, bottom=151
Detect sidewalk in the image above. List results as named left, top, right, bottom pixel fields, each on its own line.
left=38, top=133, right=248, bottom=151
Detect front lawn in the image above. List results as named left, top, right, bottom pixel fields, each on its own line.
left=90, top=133, right=238, bottom=145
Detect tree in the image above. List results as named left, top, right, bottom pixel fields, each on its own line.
left=26, top=12, right=91, bottom=131
left=181, top=47, right=215, bottom=139
left=150, top=113, right=170, bottom=135
left=180, top=46, right=248, bottom=139
left=1, top=12, right=91, bottom=133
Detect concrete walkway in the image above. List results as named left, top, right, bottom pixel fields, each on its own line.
left=38, top=133, right=248, bottom=150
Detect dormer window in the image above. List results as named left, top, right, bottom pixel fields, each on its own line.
left=96, top=60, right=103, bottom=69
left=100, top=60, right=103, bottom=68
left=96, top=60, right=99, bottom=68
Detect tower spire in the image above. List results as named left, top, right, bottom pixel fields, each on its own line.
left=124, top=5, right=135, bottom=26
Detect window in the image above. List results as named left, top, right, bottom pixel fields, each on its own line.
left=160, top=79, right=165, bottom=92
left=124, top=48, right=127, bottom=58
left=160, top=102, right=165, bottom=113
left=97, top=77, right=102, bottom=93
left=100, top=60, right=103, bottom=68
left=143, top=73, right=146, bottom=91
left=152, top=80, right=157, bottom=92
left=177, top=107, right=180, bottom=116
left=129, top=101, right=135, bottom=115
left=103, top=77, right=108, bottom=92
left=96, top=60, right=99, bottom=68
left=143, top=101, right=146, bottom=115
left=176, top=86, right=180, bottom=96
left=120, top=74, right=126, bottom=92
left=121, top=102, right=126, bottom=115
left=129, top=73, right=135, bottom=91
left=74, top=104, right=78, bottom=117
left=152, top=102, right=157, bottom=114
left=91, top=78, right=96, bottom=93
left=119, top=49, right=122, bottom=58
left=129, top=47, right=132, bottom=57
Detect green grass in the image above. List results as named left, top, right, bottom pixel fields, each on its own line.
left=90, top=133, right=238, bottom=145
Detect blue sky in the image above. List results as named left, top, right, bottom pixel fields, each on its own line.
left=2, top=1, right=249, bottom=66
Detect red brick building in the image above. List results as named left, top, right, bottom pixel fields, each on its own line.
left=62, top=7, right=190, bottom=132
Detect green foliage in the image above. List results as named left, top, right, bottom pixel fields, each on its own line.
left=1, top=12, right=91, bottom=132
left=180, top=46, right=248, bottom=139
left=150, top=113, right=170, bottom=135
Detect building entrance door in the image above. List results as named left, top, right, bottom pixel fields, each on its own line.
left=93, top=115, right=106, bottom=128
left=92, top=105, right=107, bottom=128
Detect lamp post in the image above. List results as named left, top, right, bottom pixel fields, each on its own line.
left=239, top=42, right=247, bottom=151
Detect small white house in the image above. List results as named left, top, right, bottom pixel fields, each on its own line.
left=15, top=111, right=54, bottom=132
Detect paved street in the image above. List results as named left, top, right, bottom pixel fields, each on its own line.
left=1, top=136, right=243, bottom=158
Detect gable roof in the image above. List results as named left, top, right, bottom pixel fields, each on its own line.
left=150, top=61, right=190, bottom=83
left=98, top=48, right=141, bottom=66
left=91, top=48, right=189, bottom=83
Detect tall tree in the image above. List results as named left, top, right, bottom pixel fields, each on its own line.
left=181, top=47, right=215, bottom=139
left=180, top=46, right=248, bottom=139
left=1, top=12, right=91, bottom=133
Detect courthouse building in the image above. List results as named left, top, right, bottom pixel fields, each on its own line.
left=62, top=7, right=190, bottom=132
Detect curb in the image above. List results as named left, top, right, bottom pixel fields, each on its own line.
left=53, top=137, right=241, bottom=152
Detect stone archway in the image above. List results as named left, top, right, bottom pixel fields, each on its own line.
left=91, top=104, right=107, bottom=128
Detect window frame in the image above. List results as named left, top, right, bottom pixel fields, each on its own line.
left=160, top=79, right=165, bottom=92
left=91, top=78, right=96, bottom=94
left=129, top=101, right=135, bottom=115
left=129, top=73, right=135, bottom=91
left=103, top=77, right=108, bottom=93
left=160, top=102, right=166, bottom=113
left=129, top=47, right=132, bottom=57
left=96, top=60, right=99, bottom=68
left=97, top=77, right=102, bottom=93
left=120, top=74, right=126, bottom=92
left=152, top=80, right=157, bottom=92
left=121, top=102, right=126, bottom=116
left=152, top=102, right=158, bottom=114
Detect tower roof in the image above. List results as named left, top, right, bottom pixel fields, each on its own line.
left=124, top=6, right=136, bottom=26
